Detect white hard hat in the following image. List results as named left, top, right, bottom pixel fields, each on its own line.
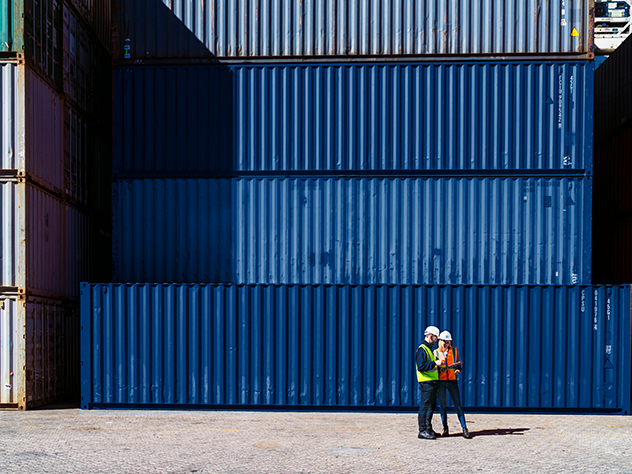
left=424, top=326, right=440, bottom=337
left=439, top=330, right=452, bottom=341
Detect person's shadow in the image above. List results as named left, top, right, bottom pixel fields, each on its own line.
left=464, top=428, right=530, bottom=437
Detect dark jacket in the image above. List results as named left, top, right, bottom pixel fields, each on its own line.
left=415, top=341, right=437, bottom=373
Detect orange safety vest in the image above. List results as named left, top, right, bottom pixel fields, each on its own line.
left=434, top=347, right=459, bottom=381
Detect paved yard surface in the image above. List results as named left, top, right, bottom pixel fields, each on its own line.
left=1, top=405, right=631, bottom=473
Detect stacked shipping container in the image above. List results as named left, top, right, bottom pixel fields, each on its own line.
left=80, top=1, right=631, bottom=412
left=0, top=2, right=111, bottom=408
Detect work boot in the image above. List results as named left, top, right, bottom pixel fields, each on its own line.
left=441, top=426, right=449, bottom=437
left=428, top=427, right=439, bottom=438
left=418, top=429, right=436, bottom=440
left=462, top=428, right=472, bottom=439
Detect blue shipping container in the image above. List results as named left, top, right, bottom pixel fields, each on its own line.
left=113, top=61, right=594, bottom=174
left=113, top=0, right=593, bottom=60
left=112, top=177, right=592, bottom=286
left=80, top=283, right=631, bottom=414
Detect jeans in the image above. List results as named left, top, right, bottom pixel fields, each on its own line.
left=437, top=380, right=467, bottom=429
left=418, top=380, right=438, bottom=431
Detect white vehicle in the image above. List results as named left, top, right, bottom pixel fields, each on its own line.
left=595, top=1, right=632, bottom=53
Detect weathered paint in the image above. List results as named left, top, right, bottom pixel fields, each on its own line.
left=80, top=283, right=632, bottom=414
left=0, top=180, right=95, bottom=298
left=0, top=294, right=79, bottom=408
left=1, top=1, right=62, bottom=85
left=0, top=62, right=25, bottom=171
left=114, top=0, right=593, bottom=60
left=0, top=179, right=26, bottom=290
left=26, top=67, right=62, bottom=190
left=113, top=61, right=594, bottom=174
left=0, top=295, right=20, bottom=405
left=112, top=176, right=592, bottom=286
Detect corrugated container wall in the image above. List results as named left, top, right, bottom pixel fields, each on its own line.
left=0, top=180, right=97, bottom=299
left=1, top=295, right=80, bottom=406
left=80, top=284, right=631, bottom=414
left=113, top=61, right=594, bottom=174
left=0, top=62, right=24, bottom=171
left=1, top=0, right=62, bottom=86
left=112, top=177, right=592, bottom=286
left=66, top=0, right=111, bottom=52
left=0, top=0, right=112, bottom=409
left=593, top=34, right=632, bottom=284
left=113, top=0, right=593, bottom=61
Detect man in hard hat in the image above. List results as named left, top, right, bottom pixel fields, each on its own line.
left=415, top=325, right=444, bottom=439
left=434, top=330, right=471, bottom=439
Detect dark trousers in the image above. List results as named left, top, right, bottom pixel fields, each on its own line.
left=418, top=380, right=438, bottom=431
left=437, top=380, right=467, bottom=429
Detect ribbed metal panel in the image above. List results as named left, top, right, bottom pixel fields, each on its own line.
left=26, top=67, right=62, bottom=190
left=0, top=295, right=79, bottom=408
left=24, top=298, right=80, bottom=407
left=0, top=296, right=20, bottom=405
left=64, top=203, right=91, bottom=299
left=0, top=63, right=23, bottom=171
left=80, top=284, right=632, bottom=413
left=112, top=177, right=591, bottom=286
left=1, top=0, right=63, bottom=85
left=0, top=181, right=98, bottom=297
left=66, top=0, right=112, bottom=52
left=25, top=184, right=63, bottom=295
left=114, top=0, right=592, bottom=60
left=114, top=62, right=594, bottom=174
left=0, top=180, right=24, bottom=289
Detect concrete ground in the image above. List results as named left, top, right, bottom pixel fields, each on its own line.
left=1, top=405, right=631, bottom=473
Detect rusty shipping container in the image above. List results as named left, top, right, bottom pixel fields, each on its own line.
left=80, top=283, right=631, bottom=414
left=1, top=294, right=80, bottom=408
left=113, top=0, right=594, bottom=61
left=0, top=0, right=63, bottom=85
left=0, top=179, right=97, bottom=299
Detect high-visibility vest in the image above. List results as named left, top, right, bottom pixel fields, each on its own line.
left=434, top=347, right=459, bottom=381
left=416, top=344, right=439, bottom=382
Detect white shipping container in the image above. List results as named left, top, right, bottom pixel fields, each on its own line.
left=0, top=296, right=21, bottom=405
left=0, top=179, right=25, bottom=290
left=0, top=63, right=25, bottom=172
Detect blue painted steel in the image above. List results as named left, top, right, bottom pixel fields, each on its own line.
left=80, top=283, right=632, bottom=413
left=113, top=61, right=594, bottom=174
left=114, top=0, right=592, bottom=60
left=112, top=177, right=592, bottom=286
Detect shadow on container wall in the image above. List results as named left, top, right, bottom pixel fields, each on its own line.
left=114, top=0, right=217, bottom=62
left=112, top=0, right=234, bottom=284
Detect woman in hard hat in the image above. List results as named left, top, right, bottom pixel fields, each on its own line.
left=434, top=331, right=472, bottom=439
